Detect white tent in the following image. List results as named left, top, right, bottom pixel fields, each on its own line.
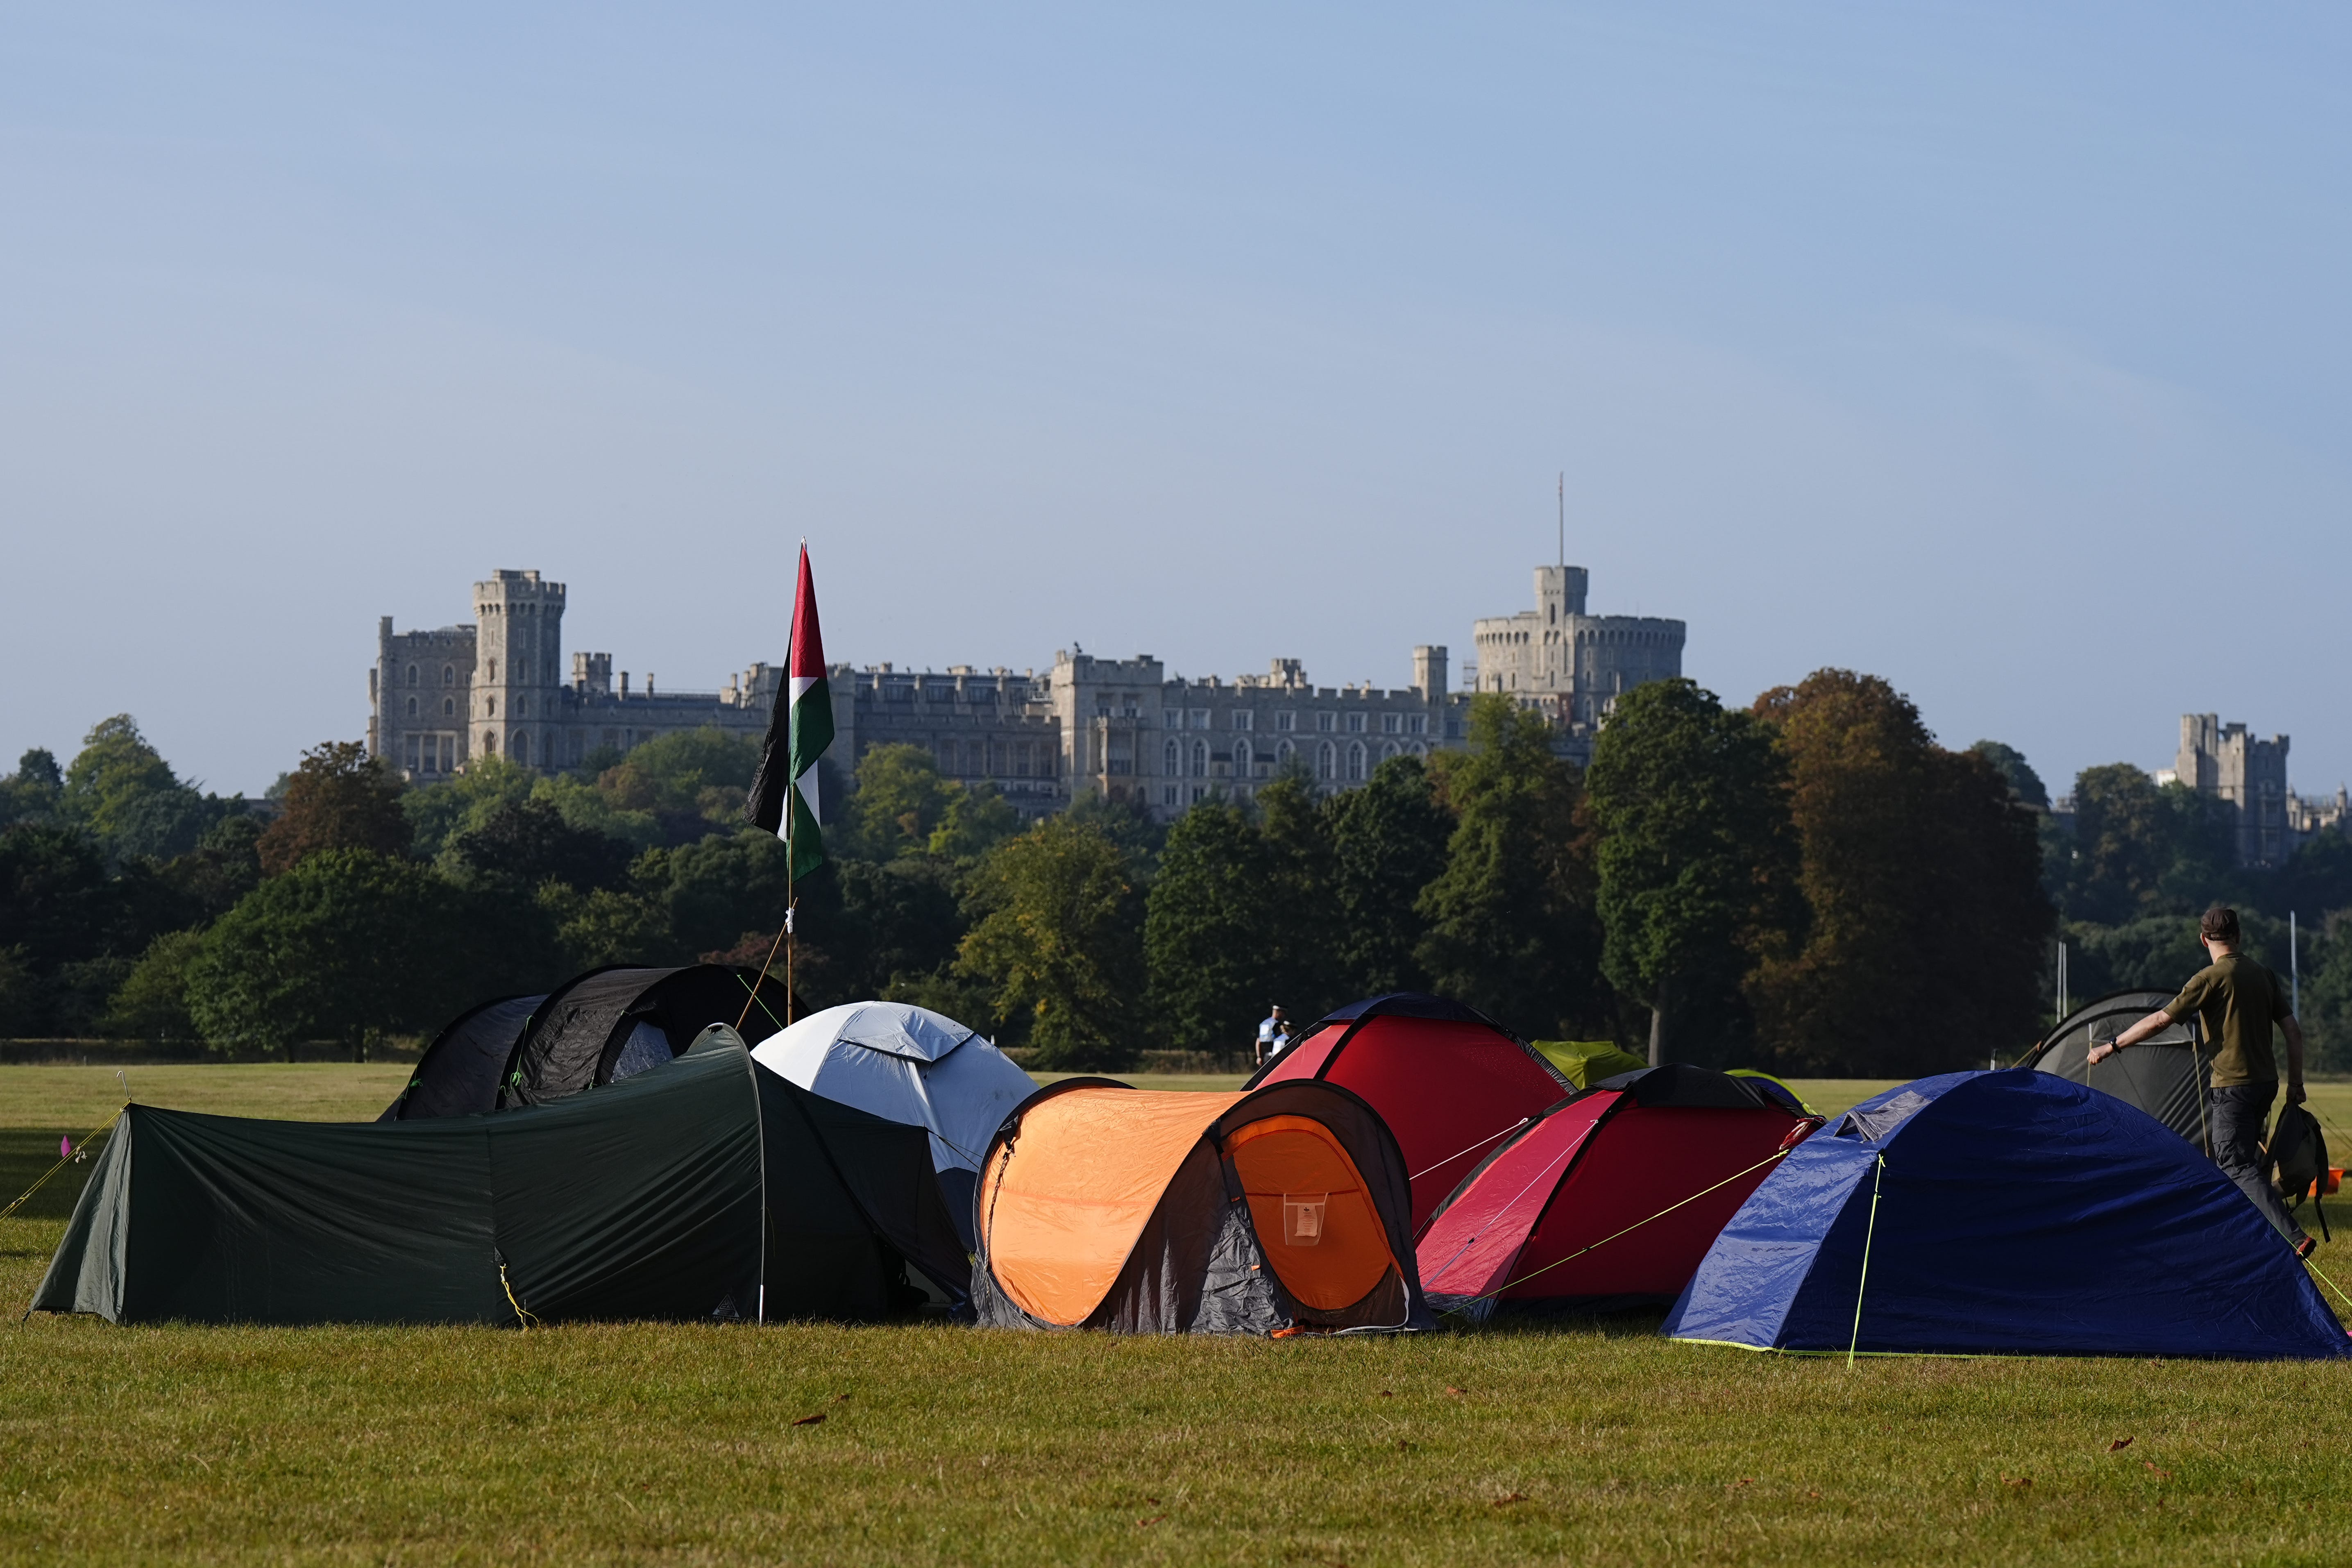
left=750, top=1001, right=1036, bottom=1246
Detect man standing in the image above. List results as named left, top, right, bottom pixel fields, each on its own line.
left=2089, top=905, right=2313, bottom=1257
left=1256, top=1005, right=1289, bottom=1069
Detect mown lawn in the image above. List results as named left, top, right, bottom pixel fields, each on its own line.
left=5, top=1067, right=2352, bottom=1564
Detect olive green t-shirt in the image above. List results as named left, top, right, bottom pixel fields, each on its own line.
left=2163, top=953, right=2292, bottom=1087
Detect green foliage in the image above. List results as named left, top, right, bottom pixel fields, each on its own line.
left=185, top=850, right=555, bottom=1056
left=256, top=742, right=409, bottom=876
left=1583, top=682, right=1790, bottom=1060
left=537, top=880, right=680, bottom=973
left=957, top=817, right=1145, bottom=1070
left=442, top=800, right=635, bottom=895
left=595, top=727, right=762, bottom=831
left=0, top=748, right=63, bottom=829
left=928, top=784, right=1022, bottom=861
left=2302, top=914, right=2352, bottom=1072
left=665, top=830, right=794, bottom=958
left=1325, top=756, right=1452, bottom=1000
left=103, top=928, right=208, bottom=1042
left=1144, top=802, right=1294, bottom=1051
left=402, top=756, right=539, bottom=858
left=108, top=787, right=247, bottom=865
left=60, top=716, right=180, bottom=843
left=1750, top=671, right=2052, bottom=1077
left=848, top=744, right=959, bottom=859
left=1969, top=740, right=2049, bottom=811
left=2058, top=765, right=2237, bottom=924
left=805, top=858, right=968, bottom=1008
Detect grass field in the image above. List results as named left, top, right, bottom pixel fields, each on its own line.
left=5, top=1066, right=2352, bottom=1564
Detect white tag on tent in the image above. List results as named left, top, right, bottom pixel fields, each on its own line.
left=1283, top=1194, right=1328, bottom=1247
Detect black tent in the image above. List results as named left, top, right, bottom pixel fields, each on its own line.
left=34, top=1028, right=969, bottom=1326
left=2022, top=989, right=2212, bottom=1153
left=381, top=964, right=797, bottom=1121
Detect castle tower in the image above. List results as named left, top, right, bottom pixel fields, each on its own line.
left=472, top=570, right=566, bottom=769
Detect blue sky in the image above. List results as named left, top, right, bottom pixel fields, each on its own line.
left=4, top=3, right=2347, bottom=799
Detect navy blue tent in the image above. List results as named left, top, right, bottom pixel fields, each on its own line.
left=1663, top=1069, right=2348, bottom=1359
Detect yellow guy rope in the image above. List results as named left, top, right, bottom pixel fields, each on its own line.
left=0, top=1105, right=127, bottom=1223
left=1847, top=1153, right=1886, bottom=1368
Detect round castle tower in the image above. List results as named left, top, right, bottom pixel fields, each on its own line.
left=472, top=569, right=566, bottom=768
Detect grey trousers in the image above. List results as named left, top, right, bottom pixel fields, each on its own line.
left=2210, top=1082, right=2307, bottom=1248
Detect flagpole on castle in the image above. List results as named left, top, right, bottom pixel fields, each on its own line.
left=737, top=540, right=832, bottom=1034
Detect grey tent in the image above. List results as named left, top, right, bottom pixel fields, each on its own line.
left=381, top=964, right=797, bottom=1121
left=2023, top=989, right=2213, bottom=1152
left=35, top=1028, right=968, bottom=1326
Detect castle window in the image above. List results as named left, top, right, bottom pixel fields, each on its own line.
left=1163, top=710, right=1182, bottom=729
left=517, top=697, right=529, bottom=717
left=487, top=659, right=497, bottom=681
left=1191, top=740, right=1208, bottom=777
left=1231, top=710, right=1252, bottom=731
left=443, top=697, right=455, bottom=717
left=1408, top=714, right=1427, bottom=735
left=486, top=697, right=497, bottom=717
left=1165, top=740, right=1180, bottom=776
left=1316, top=712, right=1335, bottom=733
left=483, top=731, right=497, bottom=755
left=1381, top=713, right=1401, bottom=734
left=1347, top=712, right=1367, bottom=734
left=1347, top=742, right=1367, bottom=782
left=1318, top=741, right=1336, bottom=780
left=1381, top=741, right=1400, bottom=762
left=1276, top=711, right=1295, bottom=733
left=1235, top=740, right=1254, bottom=775
left=444, top=665, right=455, bottom=686
left=406, top=735, right=421, bottom=772
left=406, top=697, right=418, bottom=717
left=1164, top=785, right=1178, bottom=805
left=515, top=731, right=531, bottom=764
left=406, top=664, right=418, bottom=687
left=1277, top=738, right=1295, bottom=765
left=1190, top=709, right=1209, bottom=730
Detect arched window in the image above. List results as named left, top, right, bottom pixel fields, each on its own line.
left=483, top=731, right=498, bottom=755
left=1235, top=739, right=1253, bottom=776
left=406, top=664, right=418, bottom=687
left=1164, top=740, right=1179, bottom=776
left=1347, top=742, right=1366, bottom=781
left=405, top=696, right=418, bottom=717
left=1408, top=741, right=1427, bottom=757
left=443, top=665, right=455, bottom=686
left=487, top=659, right=497, bottom=681
left=1380, top=741, right=1400, bottom=762
left=442, top=697, right=455, bottom=717
left=486, top=697, right=497, bottom=717
left=1277, top=738, right=1295, bottom=767
left=1191, top=740, right=1208, bottom=777
left=1318, top=741, right=1336, bottom=780
left=517, top=696, right=529, bottom=717
left=515, top=731, right=531, bottom=764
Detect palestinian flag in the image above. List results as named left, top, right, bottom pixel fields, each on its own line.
left=746, top=543, right=834, bottom=878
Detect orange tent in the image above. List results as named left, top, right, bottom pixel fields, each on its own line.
left=973, top=1078, right=1432, bottom=1334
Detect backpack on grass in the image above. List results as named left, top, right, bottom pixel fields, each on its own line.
left=2266, top=1102, right=2331, bottom=1243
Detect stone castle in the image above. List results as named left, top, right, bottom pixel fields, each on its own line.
left=369, top=564, right=1687, bottom=822
left=2165, top=715, right=2347, bottom=867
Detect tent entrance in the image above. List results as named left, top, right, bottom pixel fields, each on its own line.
left=1228, top=1115, right=1398, bottom=1315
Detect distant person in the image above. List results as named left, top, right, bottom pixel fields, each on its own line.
left=2089, top=905, right=2313, bottom=1257
left=1256, top=1006, right=1289, bottom=1069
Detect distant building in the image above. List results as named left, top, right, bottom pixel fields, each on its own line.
left=2171, top=713, right=2347, bottom=867
left=371, top=570, right=1478, bottom=823
left=1469, top=564, right=1685, bottom=763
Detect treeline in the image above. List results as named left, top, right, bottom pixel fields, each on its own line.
left=7, top=670, right=2352, bottom=1071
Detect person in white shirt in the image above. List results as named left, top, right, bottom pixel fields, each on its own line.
left=1255, top=1006, right=1289, bottom=1068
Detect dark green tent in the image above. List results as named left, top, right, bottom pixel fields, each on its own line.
left=33, top=1028, right=969, bottom=1326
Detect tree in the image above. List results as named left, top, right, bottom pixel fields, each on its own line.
left=0, top=748, right=63, bottom=829
left=957, top=817, right=1145, bottom=1069
left=665, top=829, right=795, bottom=958
left=1970, top=740, right=2050, bottom=811
left=184, top=850, right=494, bottom=1056
left=928, top=784, right=1023, bottom=861
left=61, top=716, right=182, bottom=844
left=444, top=799, right=635, bottom=894
left=1586, top=680, right=1797, bottom=1064
left=1325, top=756, right=1453, bottom=1000
left=256, top=742, right=410, bottom=875
left=104, top=928, right=208, bottom=1042
left=1144, top=802, right=1288, bottom=1051
left=592, top=726, right=762, bottom=841
left=2059, top=764, right=2237, bottom=924
left=1749, top=670, right=2052, bottom=1076
left=848, top=744, right=959, bottom=859
left=1418, top=695, right=1609, bottom=1040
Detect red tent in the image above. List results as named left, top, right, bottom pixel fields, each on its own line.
left=1415, top=1064, right=1817, bottom=1318
left=1249, top=994, right=1573, bottom=1232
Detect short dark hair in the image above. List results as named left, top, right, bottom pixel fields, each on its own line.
left=2201, top=906, right=2241, bottom=944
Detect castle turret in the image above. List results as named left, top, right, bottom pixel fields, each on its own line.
left=472, top=569, right=566, bottom=769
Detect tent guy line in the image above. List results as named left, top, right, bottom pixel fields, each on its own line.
left=1406, top=1116, right=1535, bottom=1187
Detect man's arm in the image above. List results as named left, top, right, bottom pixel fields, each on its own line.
left=2284, top=1014, right=2308, bottom=1104
left=2087, top=1008, right=2177, bottom=1066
